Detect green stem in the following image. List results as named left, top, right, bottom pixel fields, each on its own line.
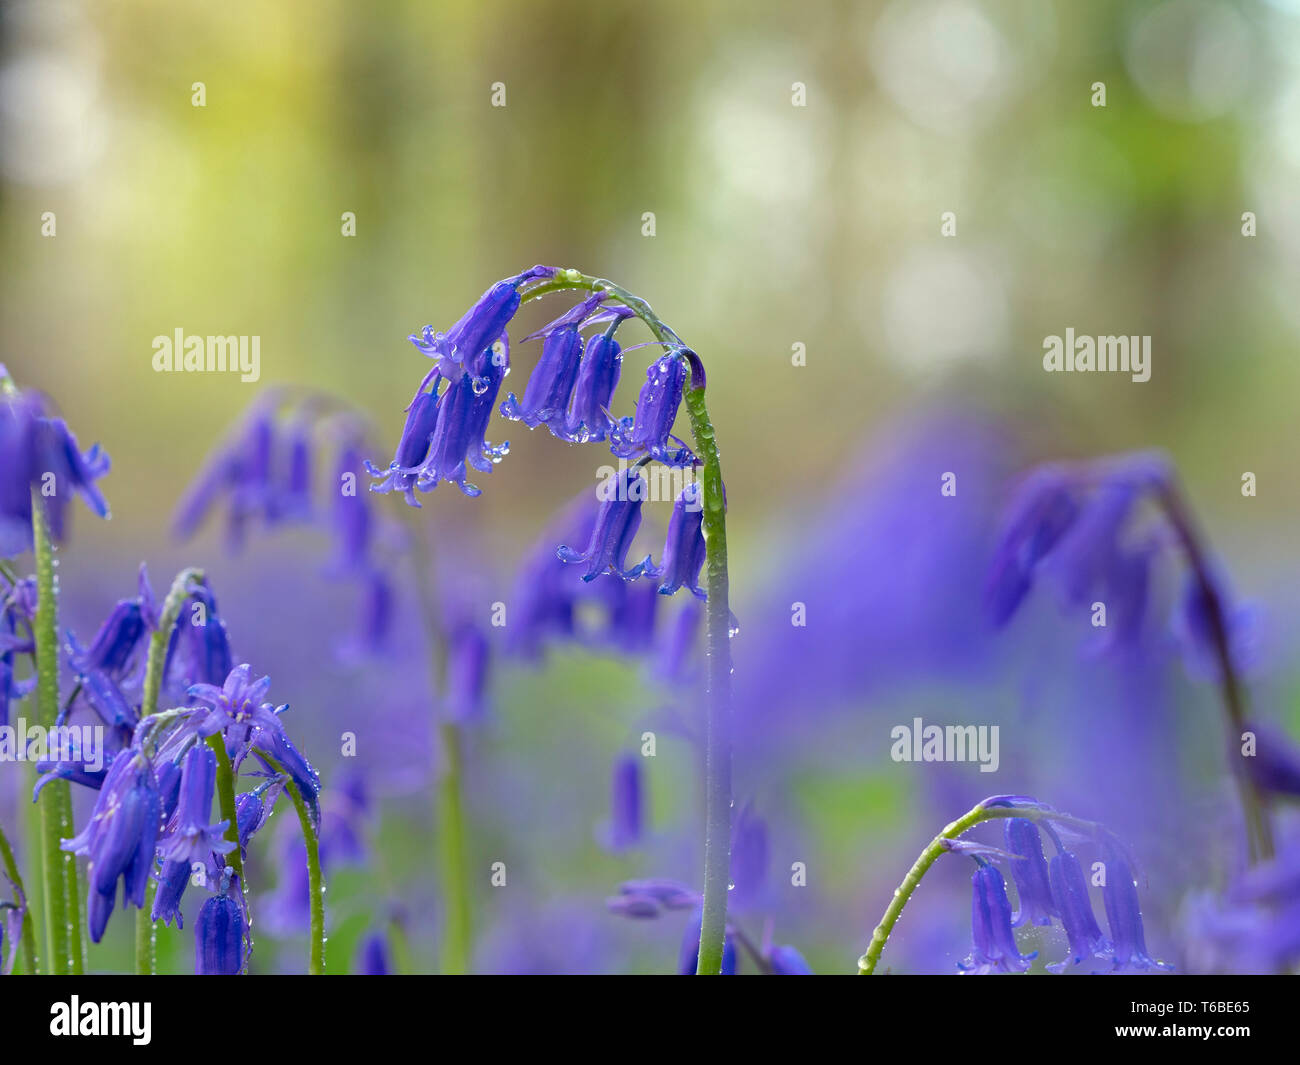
left=857, top=800, right=1092, bottom=974
left=206, top=734, right=245, bottom=888
left=30, top=489, right=79, bottom=974
left=0, top=820, right=39, bottom=975
left=437, top=719, right=471, bottom=974
left=405, top=514, right=472, bottom=974
left=287, top=779, right=325, bottom=975
left=258, top=751, right=325, bottom=974
left=521, top=270, right=733, bottom=974
left=133, top=566, right=204, bottom=975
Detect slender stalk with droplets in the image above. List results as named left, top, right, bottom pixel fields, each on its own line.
left=520, top=270, right=734, bottom=974
left=30, top=489, right=84, bottom=974
left=0, top=820, right=38, bottom=974
left=133, top=567, right=204, bottom=974
left=259, top=751, right=325, bottom=975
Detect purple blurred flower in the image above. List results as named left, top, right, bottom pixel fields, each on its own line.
left=0, top=384, right=110, bottom=555
left=600, top=753, right=643, bottom=852
left=678, top=906, right=736, bottom=975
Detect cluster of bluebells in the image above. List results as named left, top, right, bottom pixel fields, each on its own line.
left=0, top=365, right=111, bottom=558
left=506, top=486, right=708, bottom=675
left=369, top=267, right=703, bottom=509
left=174, top=391, right=395, bottom=657
left=985, top=451, right=1254, bottom=667
left=606, top=804, right=812, bottom=974
left=951, top=797, right=1170, bottom=975
left=36, top=567, right=319, bottom=974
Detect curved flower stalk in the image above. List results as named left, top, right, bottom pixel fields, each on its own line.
left=986, top=451, right=1274, bottom=864
left=369, top=267, right=732, bottom=972
left=858, top=795, right=1170, bottom=975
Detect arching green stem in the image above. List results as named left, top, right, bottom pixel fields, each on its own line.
left=857, top=800, right=1097, bottom=974
left=521, top=271, right=734, bottom=974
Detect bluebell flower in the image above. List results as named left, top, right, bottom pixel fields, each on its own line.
left=729, top=802, right=769, bottom=912
left=506, top=497, right=595, bottom=660
left=1173, top=568, right=1260, bottom=682
left=1003, top=818, right=1058, bottom=928
left=157, top=745, right=234, bottom=865
left=415, top=341, right=510, bottom=497
left=610, top=353, right=695, bottom=466
left=365, top=389, right=440, bottom=506
left=0, top=387, right=110, bottom=555
left=355, top=932, right=391, bottom=975
left=151, top=859, right=192, bottom=928
left=62, top=747, right=162, bottom=942
left=329, top=440, right=374, bottom=574
left=78, top=669, right=138, bottom=733
left=338, top=569, right=393, bottom=661
left=678, top=906, right=736, bottom=975
left=769, top=945, right=814, bottom=974
left=557, top=468, right=658, bottom=581
left=601, top=576, right=660, bottom=655
left=164, top=579, right=234, bottom=691
left=250, top=715, right=321, bottom=824
left=187, top=663, right=281, bottom=750
left=657, top=481, right=706, bottom=599
left=600, top=752, right=643, bottom=852
left=1242, top=721, right=1300, bottom=799
left=608, top=878, right=700, bottom=917
left=655, top=598, right=703, bottom=685
left=1046, top=850, right=1111, bottom=972
left=1, top=583, right=36, bottom=728
left=173, top=396, right=278, bottom=549
left=1100, top=840, right=1172, bottom=973
left=984, top=466, right=1079, bottom=625
left=986, top=452, right=1172, bottom=651
left=564, top=329, right=625, bottom=443
left=195, top=890, right=246, bottom=975
left=957, top=864, right=1037, bottom=974
left=407, top=265, right=554, bottom=387
left=500, top=324, right=584, bottom=435
left=445, top=621, right=489, bottom=724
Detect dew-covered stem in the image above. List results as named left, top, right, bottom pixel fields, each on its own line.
left=0, top=819, right=38, bottom=974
